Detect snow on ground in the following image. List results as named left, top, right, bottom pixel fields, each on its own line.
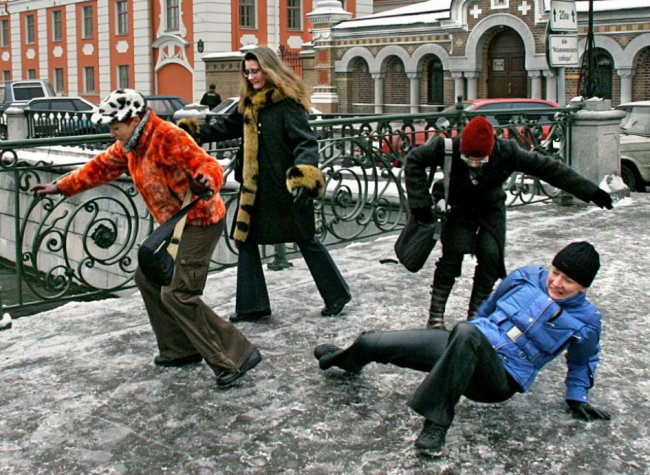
left=1, top=193, right=649, bottom=474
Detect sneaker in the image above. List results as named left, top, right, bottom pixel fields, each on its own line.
left=414, top=419, right=447, bottom=457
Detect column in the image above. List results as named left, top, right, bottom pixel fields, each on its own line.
left=465, top=72, right=478, bottom=100
left=372, top=73, right=384, bottom=114
left=307, top=1, right=352, bottom=113
left=543, top=70, right=557, bottom=102
left=408, top=73, right=419, bottom=113
left=529, top=70, right=542, bottom=99
left=617, top=69, right=633, bottom=104
left=451, top=72, right=465, bottom=101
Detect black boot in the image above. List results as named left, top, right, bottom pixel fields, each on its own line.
left=427, top=281, right=454, bottom=330
left=414, top=418, right=448, bottom=456
left=467, top=279, right=495, bottom=320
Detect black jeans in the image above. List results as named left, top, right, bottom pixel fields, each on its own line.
left=322, top=322, right=518, bottom=428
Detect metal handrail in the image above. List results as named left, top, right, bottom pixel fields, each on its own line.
left=0, top=106, right=572, bottom=315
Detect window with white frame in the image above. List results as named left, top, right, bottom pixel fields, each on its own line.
left=287, top=0, right=302, bottom=30
left=0, top=19, right=9, bottom=48
left=25, top=14, right=35, bottom=44
left=54, top=68, right=65, bottom=93
left=82, top=5, right=94, bottom=38
left=116, top=1, right=128, bottom=35
left=166, top=0, right=179, bottom=31
left=118, top=65, right=130, bottom=89
left=84, top=66, right=96, bottom=93
left=52, top=10, right=63, bottom=42
left=27, top=69, right=36, bottom=79
left=240, top=0, right=256, bottom=28
left=2, top=70, right=10, bottom=82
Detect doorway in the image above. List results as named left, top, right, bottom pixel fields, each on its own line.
left=488, top=30, right=526, bottom=98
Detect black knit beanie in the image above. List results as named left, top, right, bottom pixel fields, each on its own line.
left=552, top=241, right=600, bottom=287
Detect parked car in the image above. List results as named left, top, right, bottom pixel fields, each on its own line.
left=23, top=96, right=102, bottom=137
left=380, top=98, right=560, bottom=163
left=617, top=101, right=650, bottom=191
left=143, top=95, right=188, bottom=121
left=435, top=98, right=560, bottom=130
left=173, top=97, right=322, bottom=125
left=0, top=79, right=56, bottom=113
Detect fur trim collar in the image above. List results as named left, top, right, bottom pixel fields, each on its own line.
left=233, top=87, right=287, bottom=247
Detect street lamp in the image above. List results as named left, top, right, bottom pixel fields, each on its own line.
left=197, top=39, right=204, bottom=53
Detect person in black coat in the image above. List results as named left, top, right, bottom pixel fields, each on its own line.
left=178, top=46, right=351, bottom=322
left=404, top=116, right=613, bottom=330
left=200, top=84, right=222, bottom=110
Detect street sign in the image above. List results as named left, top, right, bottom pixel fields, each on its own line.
left=550, top=0, right=577, bottom=32
left=548, top=34, right=579, bottom=67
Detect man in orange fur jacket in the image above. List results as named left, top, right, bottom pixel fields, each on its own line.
left=32, top=88, right=262, bottom=388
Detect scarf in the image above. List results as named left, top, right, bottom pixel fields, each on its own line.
left=233, top=87, right=287, bottom=247
left=123, top=109, right=150, bottom=152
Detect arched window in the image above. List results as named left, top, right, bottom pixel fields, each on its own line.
left=594, top=53, right=613, bottom=100
left=428, top=58, right=444, bottom=105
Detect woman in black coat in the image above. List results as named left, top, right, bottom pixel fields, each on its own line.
left=179, top=46, right=350, bottom=321
left=404, top=116, right=613, bottom=330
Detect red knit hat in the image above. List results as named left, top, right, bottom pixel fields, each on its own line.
left=460, top=116, right=495, bottom=158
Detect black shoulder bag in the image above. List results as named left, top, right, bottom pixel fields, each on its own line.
left=138, top=191, right=210, bottom=286
left=394, top=138, right=452, bottom=273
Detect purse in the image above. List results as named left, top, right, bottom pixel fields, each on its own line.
left=394, top=138, right=452, bottom=273
left=137, top=191, right=209, bottom=286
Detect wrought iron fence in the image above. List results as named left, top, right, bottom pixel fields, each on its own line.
left=0, top=106, right=573, bottom=315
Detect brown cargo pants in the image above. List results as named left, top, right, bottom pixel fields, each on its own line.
left=135, top=221, right=254, bottom=376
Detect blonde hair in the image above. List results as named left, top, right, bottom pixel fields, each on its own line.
left=238, top=46, right=311, bottom=113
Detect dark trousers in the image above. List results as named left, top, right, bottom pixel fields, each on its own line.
left=135, top=222, right=254, bottom=376
left=435, top=222, right=501, bottom=289
left=235, top=236, right=350, bottom=314
left=322, top=323, right=517, bottom=428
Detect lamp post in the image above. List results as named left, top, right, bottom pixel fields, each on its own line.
left=577, top=0, right=597, bottom=99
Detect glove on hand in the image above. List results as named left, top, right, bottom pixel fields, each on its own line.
left=591, top=189, right=613, bottom=209
left=411, top=207, right=434, bottom=224
left=567, top=400, right=611, bottom=421
left=176, top=117, right=201, bottom=143
left=186, top=172, right=212, bottom=198
left=292, top=186, right=310, bottom=210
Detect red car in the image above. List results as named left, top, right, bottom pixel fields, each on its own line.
left=381, top=98, right=560, bottom=164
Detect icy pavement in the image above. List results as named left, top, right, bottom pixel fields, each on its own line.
left=1, top=194, right=649, bottom=474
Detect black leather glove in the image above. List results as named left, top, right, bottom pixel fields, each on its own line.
left=591, top=189, right=613, bottom=209
left=411, top=207, right=434, bottom=224
left=567, top=400, right=611, bottom=421
left=292, top=186, right=310, bottom=210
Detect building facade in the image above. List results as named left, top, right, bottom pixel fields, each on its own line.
left=0, top=0, right=372, bottom=104
left=314, top=0, right=650, bottom=113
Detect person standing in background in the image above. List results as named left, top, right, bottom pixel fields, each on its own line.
left=200, top=84, right=222, bottom=110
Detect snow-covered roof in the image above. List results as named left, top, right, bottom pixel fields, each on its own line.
left=334, top=0, right=451, bottom=29
left=335, top=0, right=649, bottom=30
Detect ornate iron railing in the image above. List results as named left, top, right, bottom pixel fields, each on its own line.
left=0, top=106, right=574, bottom=315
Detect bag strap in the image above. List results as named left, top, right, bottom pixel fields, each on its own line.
left=166, top=192, right=197, bottom=260
left=441, top=138, right=452, bottom=212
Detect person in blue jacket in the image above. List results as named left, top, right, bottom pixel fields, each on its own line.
left=313, top=241, right=610, bottom=456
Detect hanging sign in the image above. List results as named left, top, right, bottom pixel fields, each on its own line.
left=548, top=34, right=579, bottom=67
left=550, top=0, right=578, bottom=32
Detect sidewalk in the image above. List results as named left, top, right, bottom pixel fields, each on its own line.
left=1, top=194, right=649, bottom=474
